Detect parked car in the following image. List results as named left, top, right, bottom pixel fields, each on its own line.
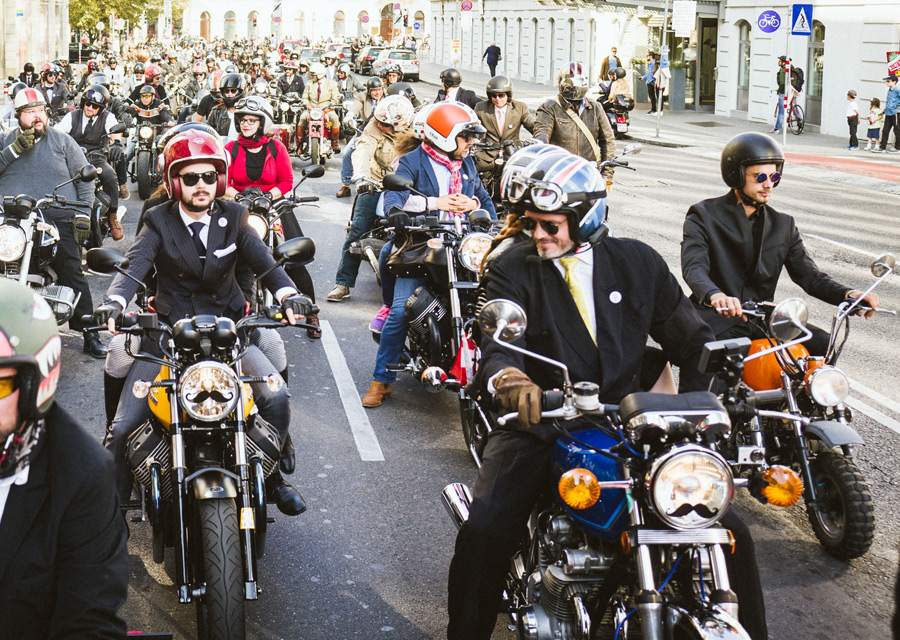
left=372, top=48, right=420, bottom=82
left=69, top=42, right=101, bottom=63
left=355, top=46, right=386, bottom=75
left=299, top=47, right=324, bottom=63
left=340, top=46, right=353, bottom=59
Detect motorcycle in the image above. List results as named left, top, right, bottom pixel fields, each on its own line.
left=81, top=238, right=317, bottom=640
left=276, top=90, right=302, bottom=128
left=298, top=105, right=334, bottom=166
left=473, top=138, right=538, bottom=203
left=604, top=93, right=635, bottom=140
left=129, top=108, right=165, bottom=199
left=338, top=97, right=357, bottom=143
left=347, top=177, right=388, bottom=286
left=0, top=166, right=97, bottom=324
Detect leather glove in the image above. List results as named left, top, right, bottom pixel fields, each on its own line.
left=281, top=294, right=313, bottom=318
left=387, top=210, right=411, bottom=232
left=242, top=186, right=265, bottom=199
left=494, top=366, right=542, bottom=427
left=107, top=141, right=123, bottom=165
left=92, top=299, right=123, bottom=326
left=11, top=127, right=34, bottom=155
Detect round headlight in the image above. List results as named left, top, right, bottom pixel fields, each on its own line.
left=280, top=102, right=289, bottom=110
left=139, top=125, right=154, bottom=139
left=806, top=366, right=850, bottom=407
left=647, top=445, right=734, bottom=530
left=458, top=232, right=493, bottom=273
left=247, top=213, right=268, bottom=240
left=0, top=225, right=27, bottom=262
left=310, top=108, right=324, bottom=120
left=179, top=362, right=240, bottom=422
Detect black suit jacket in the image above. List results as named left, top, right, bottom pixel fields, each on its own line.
left=481, top=238, right=713, bottom=440
left=435, top=87, right=481, bottom=110
left=681, top=191, right=850, bottom=335
left=0, top=405, right=128, bottom=639
left=108, top=199, right=295, bottom=324
left=37, top=81, right=71, bottom=114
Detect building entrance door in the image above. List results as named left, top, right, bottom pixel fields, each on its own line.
left=698, top=18, right=718, bottom=107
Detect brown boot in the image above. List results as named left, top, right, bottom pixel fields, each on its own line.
left=362, top=381, right=391, bottom=408
left=331, top=127, right=341, bottom=153
left=297, top=128, right=308, bottom=157
left=336, top=185, right=351, bottom=198
left=306, top=312, right=322, bottom=339
left=108, top=209, right=124, bottom=241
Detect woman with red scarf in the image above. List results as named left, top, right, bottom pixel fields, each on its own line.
left=225, top=96, right=322, bottom=337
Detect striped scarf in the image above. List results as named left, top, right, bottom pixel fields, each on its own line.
left=422, top=142, right=462, bottom=195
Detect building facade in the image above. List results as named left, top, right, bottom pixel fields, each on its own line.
left=1, top=0, right=69, bottom=78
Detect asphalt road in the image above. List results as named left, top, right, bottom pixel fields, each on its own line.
left=54, top=122, right=900, bottom=639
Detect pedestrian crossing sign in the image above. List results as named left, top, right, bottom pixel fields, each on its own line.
left=791, top=4, right=812, bottom=36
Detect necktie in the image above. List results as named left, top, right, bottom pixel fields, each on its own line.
left=84, top=116, right=94, bottom=136
left=559, top=256, right=595, bottom=344
left=317, top=83, right=321, bottom=100
left=496, top=108, right=505, bottom=134
left=188, top=221, right=206, bottom=258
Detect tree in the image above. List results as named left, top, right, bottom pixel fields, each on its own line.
left=69, top=0, right=187, bottom=41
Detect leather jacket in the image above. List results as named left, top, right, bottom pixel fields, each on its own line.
left=533, top=94, right=616, bottom=180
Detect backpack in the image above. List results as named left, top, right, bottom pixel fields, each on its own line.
left=790, top=67, right=804, bottom=92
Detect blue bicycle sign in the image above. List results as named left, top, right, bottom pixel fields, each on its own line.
left=758, top=10, right=781, bottom=33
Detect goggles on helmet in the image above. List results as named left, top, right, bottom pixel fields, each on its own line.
left=506, top=175, right=605, bottom=212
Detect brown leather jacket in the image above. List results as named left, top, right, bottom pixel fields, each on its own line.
left=533, top=94, right=616, bottom=180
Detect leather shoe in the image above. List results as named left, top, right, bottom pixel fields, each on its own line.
left=267, top=474, right=307, bottom=516
left=280, top=433, right=295, bottom=475
left=336, top=185, right=351, bottom=198
left=362, top=380, right=391, bottom=408
left=83, top=333, right=107, bottom=359
left=306, top=312, right=322, bottom=339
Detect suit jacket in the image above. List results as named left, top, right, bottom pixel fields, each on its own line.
left=108, top=199, right=295, bottom=324
left=382, top=145, right=497, bottom=219
left=435, top=87, right=481, bottom=110
left=473, top=99, right=535, bottom=173
left=681, top=191, right=851, bottom=335
left=481, top=237, right=713, bottom=440
left=0, top=405, right=128, bottom=639
left=302, top=77, right=341, bottom=107
left=37, top=81, right=71, bottom=114
left=533, top=95, right=617, bottom=180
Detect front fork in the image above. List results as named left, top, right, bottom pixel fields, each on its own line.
left=233, top=358, right=260, bottom=599
left=780, top=372, right=820, bottom=510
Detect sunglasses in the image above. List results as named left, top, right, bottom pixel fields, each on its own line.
left=179, top=171, right=218, bottom=186
left=84, top=101, right=102, bottom=109
left=520, top=216, right=562, bottom=235
left=750, top=171, right=781, bottom=184
left=222, top=88, right=240, bottom=96
left=0, top=375, right=19, bottom=400
left=508, top=175, right=606, bottom=212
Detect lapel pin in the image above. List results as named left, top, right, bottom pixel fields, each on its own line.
left=218, top=217, right=227, bottom=227
left=609, top=291, right=622, bottom=304
left=463, top=174, right=469, bottom=180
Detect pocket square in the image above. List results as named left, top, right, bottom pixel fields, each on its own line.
left=213, top=243, right=237, bottom=258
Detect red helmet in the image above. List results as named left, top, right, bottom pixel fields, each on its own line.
left=144, top=64, right=163, bottom=80
left=162, top=131, right=228, bottom=200
left=192, top=61, right=207, bottom=75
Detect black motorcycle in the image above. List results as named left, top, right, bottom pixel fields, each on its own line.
left=129, top=106, right=166, bottom=200
left=604, top=93, right=635, bottom=139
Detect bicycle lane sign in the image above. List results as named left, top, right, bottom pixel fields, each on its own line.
left=757, top=10, right=781, bottom=33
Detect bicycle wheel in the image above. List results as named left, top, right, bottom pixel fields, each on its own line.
left=789, top=103, right=805, bottom=135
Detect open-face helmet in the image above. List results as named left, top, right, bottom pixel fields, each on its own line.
left=486, top=75, right=513, bottom=99
left=14, top=87, right=46, bottom=112
left=721, top=132, right=784, bottom=190
left=419, top=101, right=485, bottom=153
left=439, top=67, right=462, bottom=88
left=81, top=85, right=110, bottom=110
left=373, top=94, right=414, bottom=130
left=309, top=62, right=327, bottom=80
left=162, top=130, right=228, bottom=200
left=144, top=64, right=163, bottom=81
left=234, top=95, right=275, bottom=137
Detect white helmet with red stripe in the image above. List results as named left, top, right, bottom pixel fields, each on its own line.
left=14, top=87, right=46, bottom=112
left=419, top=101, right=485, bottom=153
left=557, top=61, right=590, bottom=101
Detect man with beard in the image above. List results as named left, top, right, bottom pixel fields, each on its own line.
left=0, top=88, right=105, bottom=358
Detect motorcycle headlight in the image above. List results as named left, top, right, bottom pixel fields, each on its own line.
left=647, top=445, right=734, bottom=530
left=310, top=108, right=324, bottom=120
left=280, top=102, right=289, bottom=110
left=139, top=125, right=154, bottom=139
left=247, top=213, right=268, bottom=240
left=0, top=224, right=27, bottom=262
left=457, top=232, right=493, bottom=273
left=805, top=366, right=850, bottom=407
left=179, top=361, right=240, bottom=422
left=291, top=104, right=301, bottom=112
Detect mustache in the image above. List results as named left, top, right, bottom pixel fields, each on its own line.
left=666, top=502, right=720, bottom=519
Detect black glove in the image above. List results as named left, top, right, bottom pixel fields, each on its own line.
left=92, top=299, right=123, bottom=326
left=281, top=294, right=313, bottom=318
left=387, top=210, right=411, bottom=232
left=494, top=366, right=542, bottom=427
left=107, top=141, right=123, bottom=165
left=242, top=186, right=265, bottom=199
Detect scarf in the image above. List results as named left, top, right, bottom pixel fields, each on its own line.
left=422, top=142, right=462, bottom=195
left=237, top=134, right=270, bottom=149
left=0, top=417, right=44, bottom=480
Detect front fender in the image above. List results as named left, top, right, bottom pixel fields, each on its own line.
left=805, top=420, right=865, bottom=448
left=188, top=467, right=239, bottom=500
left=664, top=603, right=751, bottom=640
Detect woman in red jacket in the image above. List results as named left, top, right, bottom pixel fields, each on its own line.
left=225, top=96, right=321, bottom=337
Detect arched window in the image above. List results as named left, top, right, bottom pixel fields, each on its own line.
left=737, top=20, right=751, bottom=111
left=224, top=11, right=236, bottom=40
left=414, top=10, right=424, bottom=36
left=248, top=11, right=259, bottom=38
left=381, top=3, right=393, bottom=42
left=334, top=10, right=345, bottom=38
left=200, top=11, right=211, bottom=41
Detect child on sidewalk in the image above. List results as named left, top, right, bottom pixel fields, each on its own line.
left=846, top=90, right=859, bottom=150
left=865, top=97, right=883, bottom=151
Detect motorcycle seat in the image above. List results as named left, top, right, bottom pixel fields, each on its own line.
left=618, top=391, right=725, bottom=423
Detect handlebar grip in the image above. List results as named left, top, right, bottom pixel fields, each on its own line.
left=80, top=314, right=95, bottom=327
left=542, top=389, right=565, bottom=411
left=294, top=196, right=319, bottom=203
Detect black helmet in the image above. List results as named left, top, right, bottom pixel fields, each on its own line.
left=88, top=72, right=110, bottom=89
left=139, top=85, right=157, bottom=97
left=24, top=62, right=34, bottom=73
left=486, top=75, right=513, bottom=99
left=721, top=132, right=784, bottom=190
left=220, top=72, right=246, bottom=107
left=386, top=81, right=416, bottom=102
left=82, top=84, right=110, bottom=109
left=150, top=53, right=162, bottom=63
left=8, top=82, right=27, bottom=101
left=366, top=76, right=384, bottom=95
left=614, top=67, right=626, bottom=80
left=134, top=62, right=145, bottom=75
left=440, top=68, right=462, bottom=88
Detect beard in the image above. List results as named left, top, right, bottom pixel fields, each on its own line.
left=182, top=192, right=212, bottom=212
left=29, top=118, right=48, bottom=139
left=534, top=235, right=575, bottom=259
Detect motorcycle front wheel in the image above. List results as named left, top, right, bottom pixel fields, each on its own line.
left=806, top=451, right=874, bottom=559
left=136, top=150, right=152, bottom=200
left=309, top=136, right=320, bottom=166
left=195, top=498, right=246, bottom=640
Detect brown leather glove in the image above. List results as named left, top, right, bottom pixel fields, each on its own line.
left=494, top=366, right=542, bottom=427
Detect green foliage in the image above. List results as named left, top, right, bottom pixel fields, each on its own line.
left=70, top=0, right=187, bottom=40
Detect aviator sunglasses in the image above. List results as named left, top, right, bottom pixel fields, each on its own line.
left=0, top=375, right=19, bottom=400
left=520, top=216, right=561, bottom=235
left=179, top=171, right=218, bottom=187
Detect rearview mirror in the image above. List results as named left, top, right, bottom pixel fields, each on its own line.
left=478, top=299, right=527, bottom=343
left=86, top=248, right=129, bottom=274
left=769, top=298, right=808, bottom=342
left=79, top=165, right=98, bottom=181
left=622, top=143, right=642, bottom=156
left=382, top=173, right=414, bottom=192
left=274, top=236, right=315, bottom=264
left=871, top=253, right=896, bottom=278
left=302, top=165, right=325, bottom=178
left=109, top=122, right=127, bottom=134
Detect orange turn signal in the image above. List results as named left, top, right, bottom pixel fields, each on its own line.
left=558, top=468, right=601, bottom=510
left=761, top=465, right=804, bottom=507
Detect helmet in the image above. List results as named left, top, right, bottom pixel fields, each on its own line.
left=374, top=94, right=414, bottom=130
left=558, top=62, right=590, bottom=101
left=298, top=59, right=309, bottom=70
left=225, top=63, right=239, bottom=74
left=366, top=76, right=384, bottom=95
left=8, top=82, right=27, bottom=101
left=39, top=63, right=61, bottom=80
left=14, top=87, right=46, bottom=112
left=167, top=50, right=177, bottom=60
left=720, top=132, right=784, bottom=190
left=157, top=121, right=221, bottom=157
left=139, top=85, right=157, bottom=98
left=87, top=60, right=99, bottom=73
left=383, top=63, right=403, bottom=81
left=150, top=53, right=162, bottom=63
left=499, top=143, right=569, bottom=204
left=23, top=62, right=34, bottom=73
left=291, top=52, right=300, bottom=60
left=252, top=57, right=263, bottom=66
left=420, top=102, right=485, bottom=153
left=205, top=54, right=216, bottom=64
left=107, top=57, right=117, bottom=66
left=133, top=62, right=146, bottom=75
left=193, top=61, right=207, bottom=75
left=234, top=95, right=275, bottom=136
left=337, top=63, right=351, bottom=76
left=323, top=51, right=338, bottom=62
left=87, top=72, right=109, bottom=89
left=0, top=280, right=61, bottom=478
left=144, top=64, right=162, bottom=80
left=309, top=62, right=327, bottom=80
left=614, top=67, right=627, bottom=80
left=284, top=60, right=298, bottom=71
left=439, top=68, right=462, bottom=88
left=386, top=81, right=416, bottom=102
left=220, top=72, right=246, bottom=106
left=207, top=69, right=225, bottom=92
left=81, top=85, right=110, bottom=109
left=486, top=75, right=513, bottom=99
left=162, top=130, right=228, bottom=200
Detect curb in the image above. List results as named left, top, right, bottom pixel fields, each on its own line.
left=625, top=134, right=692, bottom=149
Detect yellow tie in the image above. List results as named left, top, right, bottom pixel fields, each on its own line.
left=560, top=256, right=596, bottom=344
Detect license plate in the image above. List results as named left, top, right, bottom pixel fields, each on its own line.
left=617, top=123, right=628, bottom=132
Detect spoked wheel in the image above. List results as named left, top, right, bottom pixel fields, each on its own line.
left=807, top=451, right=874, bottom=559
left=309, top=137, right=320, bottom=166
left=195, top=498, right=246, bottom=640
left=459, top=396, right=491, bottom=467
left=789, top=104, right=805, bottom=135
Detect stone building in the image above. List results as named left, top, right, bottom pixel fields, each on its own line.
left=1, top=0, right=69, bottom=79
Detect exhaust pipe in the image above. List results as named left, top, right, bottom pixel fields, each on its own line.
left=421, top=366, right=448, bottom=393
left=441, top=483, right=473, bottom=530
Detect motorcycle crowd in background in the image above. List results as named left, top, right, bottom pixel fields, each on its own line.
left=0, top=26, right=898, bottom=640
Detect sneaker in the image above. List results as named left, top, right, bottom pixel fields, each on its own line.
left=865, top=145, right=873, bottom=151
left=768, top=129, right=781, bottom=134
left=888, top=149, right=900, bottom=153
left=872, top=147, right=885, bottom=153
left=368, top=305, right=390, bottom=333
left=846, top=146, right=859, bottom=150
left=647, top=110, right=655, bottom=115
left=326, top=284, right=350, bottom=302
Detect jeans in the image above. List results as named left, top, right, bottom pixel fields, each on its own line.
left=334, top=192, right=379, bottom=288
left=774, top=93, right=785, bottom=131
left=372, top=271, right=427, bottom=383
left=848, top=116, right=859, bottom=147
left=340, top=140, right=356, bottom=187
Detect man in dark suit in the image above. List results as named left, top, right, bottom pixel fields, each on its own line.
left=681, top=132, right=879, bottom=354
left=0, top=279, right=128, bottom=639
left=92, top=129, right=312, bottom=515
left=481, top=43, right=501, bottom=76
left=435, top=67, right=481, bottom=110
left=473, top=76, right=534, bottom=195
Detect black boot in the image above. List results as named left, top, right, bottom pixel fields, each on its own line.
left=266, top=472, right=306, bottom=516
left=280, top=432, right=295, bottom=474
left=103, top=371, right=127, bottom=436
left=83, top=332, right=108, bottom=359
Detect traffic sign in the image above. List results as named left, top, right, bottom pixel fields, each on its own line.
left=889, top=51, right=900, bottom=75
left=460, top=0, right=473, bottom=10
left=791, top=4, right=812, bottom=36
left=757, top=10, right=780, bottom=33
left=361, top=14, right=369, bottom=23
left=413, top=22, right=421, bottom=30
left=394, top=2, right=401, bottom=8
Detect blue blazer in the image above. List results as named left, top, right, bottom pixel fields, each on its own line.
left=383, top=146, right=497, bottom=219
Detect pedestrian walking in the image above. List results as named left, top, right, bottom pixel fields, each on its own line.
left=482, top=43, right=501, bottom=77
left=599, top=47, right=622, bottom=82
left=865, top=97, right=883, bottom=151
left=642, top=52, right=659, bottom=114
left=873, top=75, right=900, bottom=153
left=846, top=89, right=859, bottom=150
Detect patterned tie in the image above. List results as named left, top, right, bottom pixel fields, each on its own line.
left=559, top=256, right=595, bottom=344
left=188, top=221, right=206, bottom=258
left=317, top=82, right=321, bottom=100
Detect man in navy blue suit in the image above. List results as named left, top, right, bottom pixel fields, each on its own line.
left=361, top=102, right=496, bottom=408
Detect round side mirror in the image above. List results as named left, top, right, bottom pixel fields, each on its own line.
left=622, top=142, right=642, bottom=156
left=383, top=173, right=414, bottom=192
left=302, top=164, right=325, bottom=178
left=274, top=236, right=315, bottom=264
left=79, top=164, right=98, bottom=181
left=871, top=253, right=896, bottom=278
left=86, top=247, right=129, bottom=274
left=479, top=299, right=527, bottom=343
left=769, top=298, right=808, bottom=342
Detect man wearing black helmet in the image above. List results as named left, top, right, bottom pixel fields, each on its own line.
left=435, top=67, right=481, bottom=109
left=473, top=75, right=534, bottom=194
left=19, top=62, right=38, bottom=87
left=0, top=279, right=128, bottom=638
left=681, top=132, right=879, bottom=353
left=36, top=63, right=72, bottom=122
left=206, top=72, right=245, bottom=142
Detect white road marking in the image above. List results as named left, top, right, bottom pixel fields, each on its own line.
left=850, top=379, right=900, bottom=418
left=803, top=233, right=877, bottom=258
left=319, top=320, right=385, bottom=461
left=845, top=396, right=900, bottom=437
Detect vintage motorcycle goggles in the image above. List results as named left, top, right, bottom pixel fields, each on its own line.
left=507, top=175, right=606, bottom=212
left=0, top=375, right=19, bottom=400
left=179, top=171, right=218, bottom=186
left=235, top=98, right=266, bottom=112
left=749, top=170, right=781, bottom=184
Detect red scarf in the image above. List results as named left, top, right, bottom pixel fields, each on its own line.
left=422, top=142, right=462, bottom=195
left=237, top=134, right=270, bottom=149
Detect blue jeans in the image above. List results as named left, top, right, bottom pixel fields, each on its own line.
left=372, top=272, right=427, bottom=383
left=340, top=140, right=356, bottom=186
left=774, top=93, right=785, bottom=130
left=334, top=192, right=379, bottom=288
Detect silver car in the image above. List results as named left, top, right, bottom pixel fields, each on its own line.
left=372, top=48, right=419, bottom=82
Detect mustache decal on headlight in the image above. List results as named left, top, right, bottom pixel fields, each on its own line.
left=185, top=389, right=235, bottom=404
left=666, top=502, right=720, bottom=519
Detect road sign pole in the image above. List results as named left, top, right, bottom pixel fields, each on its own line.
left=783, top=5, right=791, bottom=147
left=655, top=0, right=669, bottom=138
